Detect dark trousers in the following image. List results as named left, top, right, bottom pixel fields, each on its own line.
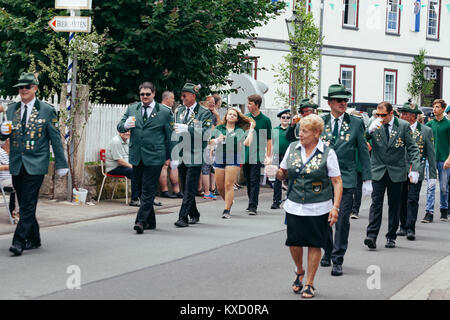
left=273, top=179, right=282, bottom=204
left=324, top=188, right=355, bottom=265
left=399, top=180, right=423, bottom=233
left=243, top=163, right=263, bottom=210
left=366, top=172, right=404, bottom=241
left=351, top=172, right=363, bottom=214
left=133, top=161, right=163, bottom=228
left=178, top=164, right=202, bottom=223
left=11, top=166, right=45, bottom=248
left=108, top=166, right=140, bottom=200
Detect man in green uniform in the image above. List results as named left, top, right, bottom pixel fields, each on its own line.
left=118, top=81, right=174, bottom=233
left=421, top=99, right=450, bottom=222
left=1, top=72, right=68, bottom=256
left=397, top=101, right=436, bottom=240
left=319, top=84, right=372, bottom=276
left=271, top=108, right=292, bottom=209
left=285, top=97, right=318, bottom=142
left=172, top=83, right=213, bottom=227
left=364, top=101, right=420, bottom=249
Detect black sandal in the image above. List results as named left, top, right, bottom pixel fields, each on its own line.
left=292, top=270, right=305, bottom=294
left=301, top=285, right=316, bottom=299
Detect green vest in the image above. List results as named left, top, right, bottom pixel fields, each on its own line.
left=286, top=142, right=333, bottom=204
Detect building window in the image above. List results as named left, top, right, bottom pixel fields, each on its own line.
left=343, top=0, right=359, bottom=28
left=384, top=69, right=397, bottom=104
left=427, top=0, right=440, bottom=39
left=241, top=57, right=258, bottom=80
left=340, top=65, right=355, bottom=102
left=386, top=0, right=401, bottom=34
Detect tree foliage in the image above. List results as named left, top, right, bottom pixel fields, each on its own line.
left=407, top=48, right=434, bottom=106
left=272, top=0, right=322, bottom=110
left=0, top=0, right=285, bottom=103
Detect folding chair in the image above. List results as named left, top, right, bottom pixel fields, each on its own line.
left=98, top=148, right=129, bottom=204
left=0, top=180, right=14, bottom=224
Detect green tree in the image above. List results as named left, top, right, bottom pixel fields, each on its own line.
left=407, top=48, right=434, bottom=106
left=272, top=0, right=322, bottom=110
left=0, top=0, right=285, bottom=102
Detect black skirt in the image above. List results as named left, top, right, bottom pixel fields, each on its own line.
left=285, top=212, right=329, bottom=248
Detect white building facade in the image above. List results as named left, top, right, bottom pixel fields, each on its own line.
left=231, top=0, right=450, bottom=110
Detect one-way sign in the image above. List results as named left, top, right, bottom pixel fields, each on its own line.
left=48, top=16, right=91, bottom=33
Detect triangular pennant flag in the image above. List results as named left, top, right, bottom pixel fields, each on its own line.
left=330, top=3, right=335, bottom=10
left=421, top=4, right=427, bottom=8
left=352, top=3, right=357, bottom=11
left=374, top=4, right=380, bottom=9
left=308, top=2, right=312, bottom=8
left=399, top=4, right=403, bottom=12
left=447, top=4, right=450, bottom=14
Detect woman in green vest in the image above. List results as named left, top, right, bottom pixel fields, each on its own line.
left=266, top=114, right=343, bottom=298
left=210, top=107, right=255, bottom=218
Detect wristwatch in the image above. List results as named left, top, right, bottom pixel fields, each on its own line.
left=332, top=206, right=340, bottom=212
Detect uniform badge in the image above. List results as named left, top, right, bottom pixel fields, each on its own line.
left=312, top=182, right=322, bottom=194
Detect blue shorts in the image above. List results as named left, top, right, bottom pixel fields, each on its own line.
left=213, top=152, right=241, bottom=168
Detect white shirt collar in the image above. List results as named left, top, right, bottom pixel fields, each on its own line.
left=331, top=113, right=345, bottom=122
left=294, top=138, right=325, bottom=153
left=143, top=100, right=156, bottom=108
left=387, top=117, right=395, bottom=127
left=186, top=102, right=197, bottom=111
left=21, top=97, right=36, bottom=109
left=410, top=121, right=418, bottom=132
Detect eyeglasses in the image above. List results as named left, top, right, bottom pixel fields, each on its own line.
left=335, top=98, right=349, bottom=103
left=376, top=113, right=389, bottom=117
left=140, top=93, right=152, bottom=97
left=18, top=85, right=33, bottom=90
left=181, top=94, right=188, bottom=98
left=281, top=116, right=291, bottom=119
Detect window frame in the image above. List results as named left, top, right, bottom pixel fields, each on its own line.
left=342, top=0, right=359, bottom=29
left=383, top=69, right=398, bottom=105
left=385, top=0, right=401, bottom=35
left=242, top=56, right=258, bottom=80
left=426, top=0, right=441, bottom=40
left=340, top=65, right=356, bottom=103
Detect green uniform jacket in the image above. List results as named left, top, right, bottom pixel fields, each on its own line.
left=367, top=117, right=420, bottom=183
left=0, top=100, right=67, bottom=175
left=320, top=113, right=372, bottom=189
left=172, top=103, right=212, bottom=167
left=117, top=102, right=174, bottom=166
left=405, top=123, right=437, bottom=181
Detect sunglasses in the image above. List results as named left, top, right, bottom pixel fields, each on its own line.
left=281, top=116, right=291, bottom=119
left=376, top=113, right=389, bottom=117
left=18, top=85, right=33, bottom=90
left=335, top=98, right=349, bottom=103
left=140, top=93, right=152, bottom=97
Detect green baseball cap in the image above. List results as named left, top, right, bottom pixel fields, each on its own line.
left=323, top=84, right=351, bottom=100
left=13, top=72, right=39, bottom=87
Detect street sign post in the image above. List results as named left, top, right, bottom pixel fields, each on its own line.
left=48, top=16, right=91, bottom=33
left=55, top=0, right=92, bottom=10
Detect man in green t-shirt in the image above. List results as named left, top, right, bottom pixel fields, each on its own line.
left=422, top=99, right=450, bottom=222
left=244, top=94, right=272, bottom=215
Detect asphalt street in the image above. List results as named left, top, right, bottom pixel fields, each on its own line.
left=0, top=187, right=449, bottom=300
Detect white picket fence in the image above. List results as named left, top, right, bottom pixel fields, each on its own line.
left=1, top=95, right=284, bottom=163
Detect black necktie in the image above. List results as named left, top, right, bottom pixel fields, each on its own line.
left=332, top=118, right=339, bottom=143
left=143, top=105, right=149, bottom=122
left=384, top=123, right=390, bottom=141
left=184, top=108, right=191, bottom=124
left=21, top=105, right=28, bottom=133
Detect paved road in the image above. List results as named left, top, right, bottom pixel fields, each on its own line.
left=0, top=188, right=449, bottom=300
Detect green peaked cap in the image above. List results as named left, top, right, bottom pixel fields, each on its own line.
left=399, top=100, right=422, bottom=114
left=13, top=72, right=39, bottom=87
left=323, top=84, right=351, bottom=100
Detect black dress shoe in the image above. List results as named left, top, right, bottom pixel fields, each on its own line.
left=24, top=241, right=41, bottom=250
left=331, top=264, right=343, bottom=276
left=153, top=201, right=162, bottom=206
left=320, top=256, right=331, bottom=267
left=160, top=191, right=177, bottom=199
left=9, top=245, right=23, bottom=256
left=133, top=223, right=144, bottom=234
left=385, top=238, right=396, bottom=248
left=364, top=237, right=377, bottom=249
left=406, top=231, right=416, bottom=241
left=188, top=217, right=199, bottom=224
left=174, top=220, right=189, bottom=228
left=175, top=192, right=184, bottom=198
left=270, top=203, right=280, bottom=209
left=396, top=228, right=407, bottom=236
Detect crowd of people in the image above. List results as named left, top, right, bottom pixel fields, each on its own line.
left=1, top=72, right=449, bottom=300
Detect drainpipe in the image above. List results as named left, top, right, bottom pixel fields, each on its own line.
left=318, top=0, right=324, bottom=108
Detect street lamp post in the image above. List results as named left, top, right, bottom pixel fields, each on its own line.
left=285, top=10, right=301, bottom=111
